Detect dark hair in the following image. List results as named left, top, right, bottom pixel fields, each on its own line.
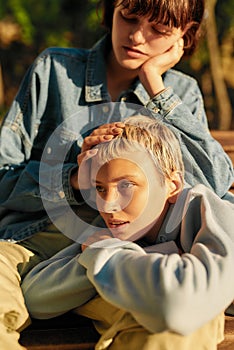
left=99, top=0, right=205, bottom=55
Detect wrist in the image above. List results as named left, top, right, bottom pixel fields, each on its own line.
left=139, top=69, right=165, bottom=98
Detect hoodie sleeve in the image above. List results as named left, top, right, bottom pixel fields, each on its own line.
left=22, top=243, right=96, bottom=319
left=78, top=185, right=234, bottom=335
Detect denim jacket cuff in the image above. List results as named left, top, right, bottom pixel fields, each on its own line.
left=62, top=164, right=83, bottom=205
left=146, top=87, right=182, bottom=117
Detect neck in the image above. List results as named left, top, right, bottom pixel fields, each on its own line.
left=143, top=202, right=170, bottom=245
left=106, top=50, right=138, bottom=101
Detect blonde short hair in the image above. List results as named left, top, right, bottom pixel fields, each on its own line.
left=95, top=115, right=184, bottom=184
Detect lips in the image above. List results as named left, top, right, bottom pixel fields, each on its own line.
left=123, top=46, right=146, bottom=58
left=108, top=219, right=129, bottom=229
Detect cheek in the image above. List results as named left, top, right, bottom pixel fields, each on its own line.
left=149, top=35, right=178, bottom=55
left=112, top=14, right=122, bottom=36
left=95, top=193, right=102, bottom=211
left=149, top=39, right=169, bottom=55
left=100, top=212, right=108, bottom=224
left=145, top=184, right=168, bottom=215
left=125, top=190, right=149, bottom=218
left=112, top=25, right=125, bottom=48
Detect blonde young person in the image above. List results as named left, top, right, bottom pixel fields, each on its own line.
left=22, top=116, right=234, bottom=350
left=0, top=0, right=234, bottom=348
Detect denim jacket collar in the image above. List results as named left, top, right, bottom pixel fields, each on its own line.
left=85, top=35, right=150, bottom=105
left=85, top=35, right=110, bottom=103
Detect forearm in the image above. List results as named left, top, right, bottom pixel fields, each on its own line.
left=0, top=160, right=79, bottom=212
left=79, top=240, right=234, bottom=335
left=22, top=243, right=96, bottom=319
left=79, top=189, right=234, bottom=335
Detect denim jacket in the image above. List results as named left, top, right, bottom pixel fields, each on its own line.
left=0, top=35, right=233, bottom=242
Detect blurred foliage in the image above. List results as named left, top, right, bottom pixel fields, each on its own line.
left=0, top=0, right=233, bottom=128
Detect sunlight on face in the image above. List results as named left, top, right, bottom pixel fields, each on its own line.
left=111, top=3, right=183, bottom=71
left=91, top=151, right=172, bottom=242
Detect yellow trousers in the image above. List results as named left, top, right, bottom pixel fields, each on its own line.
left=0, top=227, right=73, bottom=350
left=76, top=296, right=225, bottom=350
left=0, top=203, right=96, bottom=349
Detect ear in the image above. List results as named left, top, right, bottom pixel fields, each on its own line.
left=166, top=171, right=183, bottom=204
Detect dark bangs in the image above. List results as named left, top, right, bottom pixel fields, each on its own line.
left=117, top=0, right=191, bottom=29
left=100, top=0, right=205, bottom=55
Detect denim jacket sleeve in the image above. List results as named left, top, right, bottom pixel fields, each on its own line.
left=145, top=71, right=234, bottom=197
left=1, top=40, right=233, bottom=217
left=0, top=52, right=80, bottom=214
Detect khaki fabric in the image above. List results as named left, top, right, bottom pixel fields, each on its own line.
left=0, top=225, right=73, bottom=350
left=76, top=296, right=225, bottom=350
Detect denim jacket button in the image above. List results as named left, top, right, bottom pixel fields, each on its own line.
left=153, top=107, right=160, bottom=113
left=102, top=105, right=109, bottom=113
left=47, top=147, right=52, bottom=154
left=77, top=136, right=83, bottom=148
left=58, top=191, right=65, bottom=199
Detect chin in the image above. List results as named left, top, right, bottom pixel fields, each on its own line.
left=115, top=55, right=141, bottom=70
left=120, top=61, right=141, bottom=71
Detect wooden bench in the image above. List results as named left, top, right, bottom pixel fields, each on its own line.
left=20, top=130, right=234, bottom=350
left=20, top=313, right=234, bottom=350
left=20, top=313, right=99, bottom=349
left=211, top=130, right=234, bottom=193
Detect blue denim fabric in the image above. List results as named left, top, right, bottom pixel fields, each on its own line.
left=0, top=35, right=233, bottom=242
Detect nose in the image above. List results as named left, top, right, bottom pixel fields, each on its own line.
left=98, top=189, right=122, bottom=213
left=129, top=25, right=146, bottom=45
left=103, top=200, right=121, bottom=213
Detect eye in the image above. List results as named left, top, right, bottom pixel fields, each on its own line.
left=122, top=181, right=134, bottom=188
left=118, top=180, right=135, bottom=192
left=96, top=185, right=106, bottom=193
left=152, top=25, right=172, bottom=36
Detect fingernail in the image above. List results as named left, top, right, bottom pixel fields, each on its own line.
left=88, top=149, right=98, bottom=156
left=112, top=128, right=122, bottom=134
left=104, top=135, right=114, bottom=140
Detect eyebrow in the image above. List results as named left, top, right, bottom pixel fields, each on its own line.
left=92, top=175, right=140, bottom=185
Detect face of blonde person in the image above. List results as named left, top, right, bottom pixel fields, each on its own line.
left=110, top=3, right=183, bottom=72
left=91, top=152, right=175, bottom=242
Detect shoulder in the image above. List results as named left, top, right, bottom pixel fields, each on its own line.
left=33, top=46, right=90, bottom=70
left=179, top=184, right=234, bottom=251
left=164, top=69, right=201, bottom=94
left=165, top=69, right=198, bottom=85
left=186, top=184, right=234, bottom=216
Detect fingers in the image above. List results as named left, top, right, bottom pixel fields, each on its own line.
left=77, top=149, right=97, bottom=190
left=178, top=37, right=184, bottom=48
left=160, top=38, right=184, bottom=71
left=78, top=148, right=98, bottom=166
left=170, top=38, right=184, bottom=62
left=81, top=122, right=125, bottom=152
left=97, top=122, right=125, bottom=130
left=90, top=123, right=124, bottom=138
left=81, top=230, right=113, bottom=251
left=81, top=134, right=114, bottom=153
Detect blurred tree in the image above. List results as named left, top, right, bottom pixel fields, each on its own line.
left=206, top=0, right=232, bottom=130
left=0, top=0, right=102, bottom=115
